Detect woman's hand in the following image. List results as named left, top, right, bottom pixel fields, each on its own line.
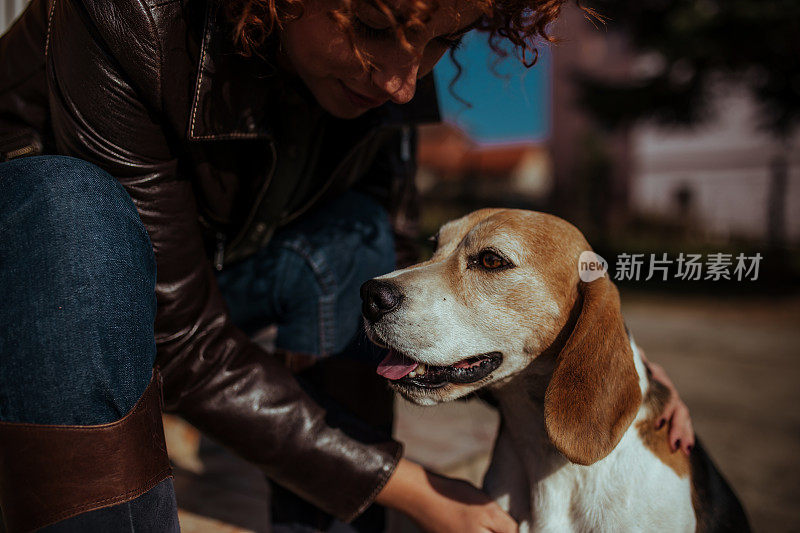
left=377, top=458, right=518, bottom=533
left=646, top=359, right=695, bottom=455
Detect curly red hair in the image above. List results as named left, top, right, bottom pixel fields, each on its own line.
left=223, top=0, right=584, bottom=68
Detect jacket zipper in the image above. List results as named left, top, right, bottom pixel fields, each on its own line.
left=6, top=144, right=38, bottom=159
left=2, top=140, right=42, bottom=162
left=214, top=231, right=226, bottom=271
left=195, top=212, right=230, bottom=271
left=226, top=141, right=278, bottom=254
left=280, top=127, right=386, bottom=226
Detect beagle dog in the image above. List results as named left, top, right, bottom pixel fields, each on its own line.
left=361, top=209, right=750, bottom=532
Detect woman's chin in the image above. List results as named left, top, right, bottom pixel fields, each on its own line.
left=310, top=79, right=373, bottom=119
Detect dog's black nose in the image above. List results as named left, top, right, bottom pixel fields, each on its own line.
left=360, top=279, right=403, bottom=321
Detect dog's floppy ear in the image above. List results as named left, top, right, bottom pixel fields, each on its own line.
left=544, top=276, right=641, bottom=466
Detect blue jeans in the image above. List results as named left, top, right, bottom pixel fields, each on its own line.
left=0, top=155, right=178, bottom=532
left=215, top=188, right=395, bottom=361
left=0, top=155, right=395, bottom=531
left=214, top=183, right=396, bottom=533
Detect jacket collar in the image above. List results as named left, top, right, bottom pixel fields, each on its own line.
left=187, top=0, right=440, bottom=142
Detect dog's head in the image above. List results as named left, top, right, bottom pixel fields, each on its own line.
left=362, top=208, right=641, bottom=465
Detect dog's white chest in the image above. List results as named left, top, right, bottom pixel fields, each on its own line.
left=484, top=389, right=696, bottom=532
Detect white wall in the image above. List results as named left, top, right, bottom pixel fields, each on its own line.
left=632, top=86, right=800, bottom=243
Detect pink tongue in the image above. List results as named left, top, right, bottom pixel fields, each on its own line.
left=377, top=350, right=419, bottom=380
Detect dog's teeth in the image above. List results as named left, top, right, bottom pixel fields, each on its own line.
left=416, top=364, right=426, bottom=376
left=409, top=371, right=417, bottom=378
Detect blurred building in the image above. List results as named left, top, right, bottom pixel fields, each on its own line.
left=5, top=0, right=798, bottom=244
left=550, top=3, right=800, bottom=245
left=549, top=4, right=634, bottom=236
left=632, top=88, right=800, bottom=243
left=416, top=123, right=551, bottom=208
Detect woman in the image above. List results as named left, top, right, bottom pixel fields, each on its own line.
left=0, top=0, right=693, bottom=531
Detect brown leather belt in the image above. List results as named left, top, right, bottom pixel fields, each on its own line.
left=0, top=370, right=173, bottom=532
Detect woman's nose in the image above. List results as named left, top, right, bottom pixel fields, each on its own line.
left=371, top=55, right=420, bottom=104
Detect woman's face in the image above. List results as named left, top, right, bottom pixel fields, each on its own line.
left=281, top=0, right=483, bottom=118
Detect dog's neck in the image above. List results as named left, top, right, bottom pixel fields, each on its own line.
left=490, top=335, right=650, bottom=471
left=503, top=352, right=557, bottom=403
left=500, top=332, right=650, bottom=402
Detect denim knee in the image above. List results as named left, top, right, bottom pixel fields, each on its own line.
left=0, top=155, right=157, bottom=425
left=272, top=192, right=396, bottom=357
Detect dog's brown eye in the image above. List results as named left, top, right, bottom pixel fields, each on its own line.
left=480, top=251, right=506, bottom=270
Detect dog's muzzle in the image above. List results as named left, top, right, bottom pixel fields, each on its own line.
left=360, top=279, right=403, bottom=321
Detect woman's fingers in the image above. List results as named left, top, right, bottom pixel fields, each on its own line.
left=668, top=401, right=695, bottom=455
left=440, top=490, right=518, bottom=533
left=656, top=393, right=694, bottom=454
left=482, top=502, right=519, bottom=533
left=379, top=459, right=519, bottom=533
left=647, top=361, right=675, bottom=390
left=645, top=358, right=696, bottom=455
left=484, top=502, right=519, bottom=533
left=654, top=393, right=678, bottom=429
left=420, top=499, right=517, bottom=533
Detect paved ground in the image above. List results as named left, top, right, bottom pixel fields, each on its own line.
left=618, top=291, right=800, bottom=533
left=167, top=291, right=800, bottom=532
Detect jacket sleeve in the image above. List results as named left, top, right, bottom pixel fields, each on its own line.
left=45, top=0, right=401, bottom=521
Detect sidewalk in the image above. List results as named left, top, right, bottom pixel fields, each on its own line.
left=166, top=292, right=800, bottom=533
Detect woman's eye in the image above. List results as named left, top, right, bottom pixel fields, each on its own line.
left=479, top=251, right=508, bottom=270
left=354, top=16, right=464, bottom=50
left=353, top=17, right=393, bottom=40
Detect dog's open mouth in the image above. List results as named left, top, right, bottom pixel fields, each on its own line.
left=376, top=349, right=503, bottom=389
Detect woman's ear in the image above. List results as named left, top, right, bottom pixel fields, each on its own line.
left=543, top=276, right=641, bottom=466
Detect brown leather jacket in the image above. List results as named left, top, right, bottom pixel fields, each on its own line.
left=0, top=0, right=438, bottom=521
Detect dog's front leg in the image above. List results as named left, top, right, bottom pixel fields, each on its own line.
left=483, top=428, right=533, bottom=531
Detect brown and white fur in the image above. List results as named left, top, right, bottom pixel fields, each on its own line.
left=362, top=209, right=749, bottom=532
